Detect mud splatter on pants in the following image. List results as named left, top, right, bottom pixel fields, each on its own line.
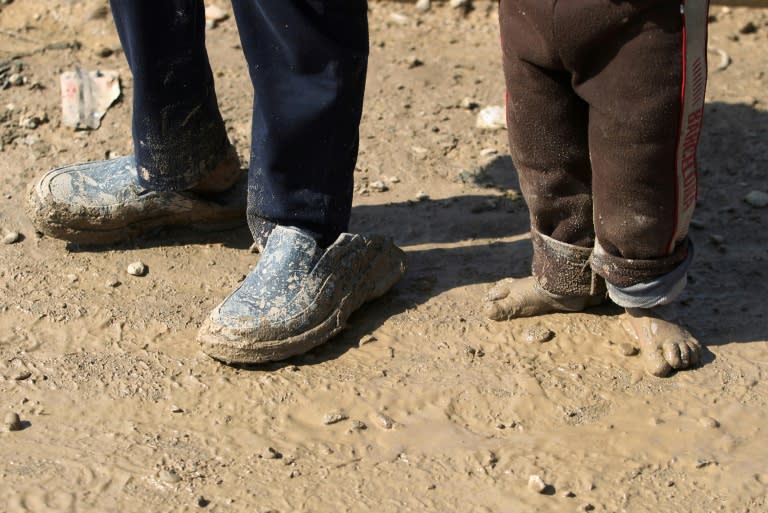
left=498, top=0, right=709, bottom=307
left=110, top=0, right=368, bottom=247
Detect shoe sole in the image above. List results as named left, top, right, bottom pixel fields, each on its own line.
left=27, top=170, right=247, bottom=245
left=197, top=242, right=406, bottom=364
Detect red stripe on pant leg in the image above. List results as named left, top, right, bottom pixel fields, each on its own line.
left=668, top=0, right=709, bottom=253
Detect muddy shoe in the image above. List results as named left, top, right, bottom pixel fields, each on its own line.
left=622, top=306, right=703, bottom=377
left=28, top=155, right=246, bottom=245
left=484, top=276, right=606, bottom=321
left=198, top=225, right=407, bottom=364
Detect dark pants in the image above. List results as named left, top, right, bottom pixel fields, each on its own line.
left=110, top=0, right=368, bottom=247
left=499, top=0, right=708, bottom=294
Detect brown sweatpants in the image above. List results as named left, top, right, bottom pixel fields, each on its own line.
left=499, top=0, right=708, bottom=295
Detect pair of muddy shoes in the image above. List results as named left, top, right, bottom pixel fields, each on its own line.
left=484, top=276, right=703, bottom=377
left=28, top=157, right=407, bottom=364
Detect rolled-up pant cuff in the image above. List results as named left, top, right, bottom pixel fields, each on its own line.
left=602, top=241, right=693, bottom=308
left=532, top=230, right=606, bottom=297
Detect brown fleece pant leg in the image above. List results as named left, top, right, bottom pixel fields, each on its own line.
left=554, top=0, right=706, bottom=287
left=499, top=0, right=602, bottom=297
left=500, top=0, right=706, bottom=291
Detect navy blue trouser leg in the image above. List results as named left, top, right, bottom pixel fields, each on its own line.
left=110, top=0, right=230, bottom=191
left=231, top=0, right=368, bottom=247
left=109, top=0, right=369, bottom=247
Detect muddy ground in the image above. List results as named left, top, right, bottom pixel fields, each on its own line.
left=1, top=1, right=767, bottom=512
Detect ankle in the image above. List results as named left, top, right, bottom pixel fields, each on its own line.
left=189, top=146, right=242, bottom=194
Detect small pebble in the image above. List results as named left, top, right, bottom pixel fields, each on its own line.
left=87, top=5, right=109, bottom=19
left=323, top=410, right=349, bottom=425
left=694, top=458, right=716, bottom=468
left=349, top=420, right=367, bottom=431
left=415, top=0, right=431, bottom=13
left=13, top=370, right=32, bottom=381
left=699, top=416, right=720, bottom=428
left=105, top=277, right=121, bottom=288
left=204, top=5, right=229, bottom=22
left=708, top=234, right=725, bottom=245
left=170, top=405, right=183, bottom=413
left=374, top=412, right=395, bottom=430
left=476, top=105, right=506, bottom=130
left=744, top=190, right=768, bottom=208
left=450, top=0, right=469, bottom=8
left=2, top=231, right=20, bottom=244
left=618, top=342, right=639, bottom=356
left=8, top=73, right=24, bottom=86
left=370, top=180, right=389, bottom=192
left=4, top=412, right=22, bottom=431
left=563, top=491, right=576, bottom=498
left=415, top=191, right=429, bottom=201
left=525, top=324, right=554, bottom=343
left=389, top=13, right=411, bottom=26
left=739, top=21, right=758, bottom=34
left=528, top=474, right=547, bottom=493
left=260, top=447, right=282, bottom=459
left=96, top=46, right=114, bottom=58
left=159, top=469, right=181, bottom=483
left=127, top=261, right=147, bottom=276
left=405, top=55, right=423, bottom=68
left=197, top=496, right=210, bottom=508
left=358, top=335, right=377, bottom=347
left=289, top=469, right=301, bottom=478
left=582, top=504, right=595, bottom=512
left=480, top=147, right=498, bottom=157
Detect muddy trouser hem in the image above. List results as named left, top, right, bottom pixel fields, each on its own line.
left=111, top=1, right=230, bottom=192
left=233, top=1, right=368, bottom=248
left=110, top=0, right=369, bottom=247
left=532, top=230, right=606, bottom=298
left=595, top=240, right=693, bottom=309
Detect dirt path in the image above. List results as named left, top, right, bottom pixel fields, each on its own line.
left=1, top=2, right=767, bottom=512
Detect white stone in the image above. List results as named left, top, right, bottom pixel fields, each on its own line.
left=528, top=474, right=548, bottom=493
left=204, top=5, right=228, bottom=22
left=744, top=190, right=768, bottom=208
left=476, top=105, right=506, bottom=130
left=127, top=261, right=147, bottom=276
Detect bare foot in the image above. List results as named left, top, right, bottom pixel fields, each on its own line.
left=621, top=307, right=703, bottom=377
left=484, top=276, right=605, bottom=320
left=189, top=145, right=242, bottom=194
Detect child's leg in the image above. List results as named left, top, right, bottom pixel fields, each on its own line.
left=560, top=0, right=709, bottom=376
left=486, top=0, right=605, bottom=321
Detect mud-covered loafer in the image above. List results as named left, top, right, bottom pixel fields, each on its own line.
left=198, top=225, right=407, bottom=364
left=28, top=156, right=247, bottom=245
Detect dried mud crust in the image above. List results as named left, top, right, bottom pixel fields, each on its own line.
left=198, top=235, right=407, bottom=364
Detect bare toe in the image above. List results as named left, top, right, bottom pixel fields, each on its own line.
left=687, top=339, right=703, bottom=365
left=644, top=347, right=674, bottom=377
left=485, top=279, right=513, bottom=302
left=662, top=341, right=684, bottom=369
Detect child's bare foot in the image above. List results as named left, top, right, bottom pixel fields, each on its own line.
left=622, top=307, right=703, bottom=377
left=189, top=145, right=242, bottom=194
left=484, top=276, right=605, bottom=320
